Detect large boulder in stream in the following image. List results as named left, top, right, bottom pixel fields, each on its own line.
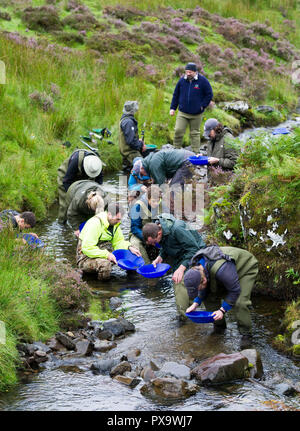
left=191, top=352, right=250, bottom=385
left=140, top=377, right=199, bottom=401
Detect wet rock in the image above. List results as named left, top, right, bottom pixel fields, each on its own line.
left=34, top=350, right=48, bottom=363
left=113, top=375, right=141, bottom=388
left=75, top=339, right=93, bottom=356
left=109, top=297, right=123, bottom=310
left=191, top=352, right=249, bottom=385
left=58, top=365, right=84, bottom=374
left=150, top=359, right=163, bottom=371
left=88, top=320, right=102, bottom=330
left=17, top=343, right=38, bottom=356
left=141, top=366, right=156, bottom=382
left=103, top=319, right=125, bottom=337
left=90, top=358, right=119, bottom=375
left=157, top=362, right=191, bottom=380
left=47, top=337, right=67, bottom=352
left=55, top=332, right=76, bottom=350
left=93, top=340, right=117, bottom=353
left=126, top=349, right=141, bottom=360
left=141, top=377, right=198, bottom=400
left=33, top=341, right=52, bottom=354
left=241, top=349, right=263, bottom=379
left=95, top=328, right=114, bottom=340
left=110, top=361, right=132, bottom=378
left=116, top=318, right=135, bottom=333
left=274, top=383, right=298, bottom=397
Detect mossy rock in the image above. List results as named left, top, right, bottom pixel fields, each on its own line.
left=292, top=344, right=300, bottom=357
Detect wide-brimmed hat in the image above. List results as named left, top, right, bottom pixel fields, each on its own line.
left=203, top=118, right=219, bottom=138
left=83, top=155, right=102, bottom=178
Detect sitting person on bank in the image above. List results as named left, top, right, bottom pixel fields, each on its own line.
left=76, top=202, right=141, bottom=280
left=0, top=209, right=38, bottom=241
left=65, top=180, right=108, bottom=236
left=129, top=185, right=168, bottom=264
left=203, top=118, right=238, bottom=170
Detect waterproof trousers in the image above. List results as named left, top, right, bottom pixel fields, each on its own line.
left=173, top=111, right=202, bottom=153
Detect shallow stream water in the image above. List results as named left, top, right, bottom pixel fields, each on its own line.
left=1, top=119, right=300, bottom=411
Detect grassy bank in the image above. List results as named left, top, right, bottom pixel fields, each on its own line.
left=0, top=0, right=299, bottom=217
left=0, top=229, right=91, bottom=392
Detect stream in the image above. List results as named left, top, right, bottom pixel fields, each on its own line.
left=1, top=117, right=300, bottom=411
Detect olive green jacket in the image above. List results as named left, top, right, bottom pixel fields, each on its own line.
left=66, top=180, right=107, bottom=230
left=207, top=128, right=238, bottom=170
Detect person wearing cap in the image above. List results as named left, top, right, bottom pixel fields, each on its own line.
left=65, top=180, right=109, bottom=235
left=142, top=214, right=206, bottom=319
left=119, top=101, right=147, bottom=171
left=184, top=246, right=258, bottom=348
left=57, top=149, right=103, bottom=224
left=76, top=202, right=141, bottom=280
left=170, top=62, right=213, bottom=153
left=203, top=118, right=238, bottom=170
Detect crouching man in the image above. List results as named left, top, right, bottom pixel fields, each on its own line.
left=76, top=202, right=141, bottom=280
left=184, top=245, right=258, bottom=349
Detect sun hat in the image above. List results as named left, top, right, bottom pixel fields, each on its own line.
left=83, top=155, right=102, bottom=178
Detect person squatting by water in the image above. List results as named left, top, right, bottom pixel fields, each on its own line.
left=203, top=118, right=238, bottom=170
left=142, top=213, right=206, bottom=320
left=119, top=101, right=146, bottom=171
left=76, top=202, right=141, bottom=280
left=170, top=62, right=213, bottom=153
left=129, top=185, right=169, bottom=264
left=65, top=180, right=108, bottom=236
left=184, top=245, right=258, bottom=349
left=57, top=148, right=103, bottom=224
left=0, top=209, right=39, bottom=242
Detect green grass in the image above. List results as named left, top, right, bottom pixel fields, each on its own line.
left=0, top=230, right=60, bottom=391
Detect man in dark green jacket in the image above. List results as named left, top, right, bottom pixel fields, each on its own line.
left=140, top=149, right=195, bottom=186
left=142, top=213, right=206, bottom=319
left=203, top=118, right=238, bottom=170
left=184, top=245, right=258, bottom=347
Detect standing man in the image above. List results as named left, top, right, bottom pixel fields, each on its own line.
left=142, top=214, right=206, bottom=320
left=57, top=149, right=103, bottom=224
left=170, top=62, right=213, bottom=153
left=119, top=101, right=146, bottom=171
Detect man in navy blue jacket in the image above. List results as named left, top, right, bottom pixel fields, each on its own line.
left=170, top=62, right=213, bottom=153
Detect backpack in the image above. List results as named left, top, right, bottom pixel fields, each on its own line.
left=190, top=245, right=233, bottom=268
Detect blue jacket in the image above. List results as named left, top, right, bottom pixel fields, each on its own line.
left=170, top=74, right=213, bottom=115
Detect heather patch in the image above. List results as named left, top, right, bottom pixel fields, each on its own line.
left=21, top=6, right=63, bottom=33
